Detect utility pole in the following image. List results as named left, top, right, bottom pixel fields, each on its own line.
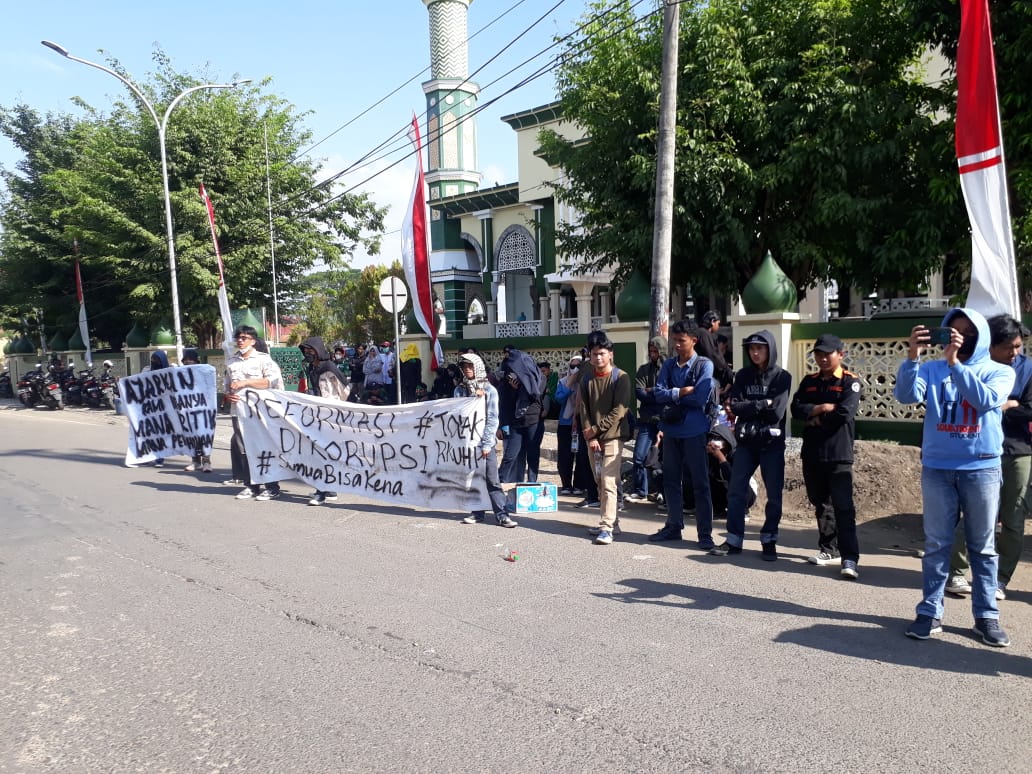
left=649, top=0, right=680, bottom=339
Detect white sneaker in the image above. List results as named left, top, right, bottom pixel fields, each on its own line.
left=324, top=492, right=339, bottom=501
left=235, top=487, right=256, bottom=500
left=945, top=575, right=973, bottom=596
left=808, top=551, right=841, bottom=566
left=588, top=523, right=622, bottom=536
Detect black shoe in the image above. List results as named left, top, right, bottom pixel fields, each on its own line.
left=648, top=527, right=682, bottom=542
left=761, top=541, right=778, bottom=561
left=709, top=541, right=741, bottom=556
left=973, top=618, right=1010, bottom=647
left=576, top=499, right=600, bottom=509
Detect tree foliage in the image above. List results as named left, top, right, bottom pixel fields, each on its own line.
left=541, top=0, right=964, bottom=299
left=0, top=50, right=386, bottom=348
left=286, top=262, right=404, bottom=347
left=907, top=0, right=1032, bottom=306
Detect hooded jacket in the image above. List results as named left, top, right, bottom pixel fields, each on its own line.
left=149, top=350, right=170, bottom=371
left=454, top=353, right=500, bottom=453
left=728, top=329, right=792, bottom=446
left=895, top=307, right=1014, bottom=470
left=635, top=336, right=668, bottom=423
left=498, top=347, right=545, bottom=427
left=300, top=336, right=351, bottom=401
left=1001, top=353, right=1032, bottom=456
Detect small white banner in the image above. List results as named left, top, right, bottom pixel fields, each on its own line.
left=236, top=390, right=491, bottom=511
left=118, top=365, right=218, bottom=465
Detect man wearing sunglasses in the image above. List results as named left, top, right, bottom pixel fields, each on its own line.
left=225, top=325, right=284, bottom=502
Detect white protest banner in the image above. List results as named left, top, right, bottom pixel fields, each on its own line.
left=236, top=390, right=491, bottom=512
left=118, top=365, right=218, bottom=465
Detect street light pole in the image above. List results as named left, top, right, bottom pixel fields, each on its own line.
left=42, top=40, right=250, bottom=363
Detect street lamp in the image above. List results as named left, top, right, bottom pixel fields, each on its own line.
left=42, top=40, right=251, bottom=363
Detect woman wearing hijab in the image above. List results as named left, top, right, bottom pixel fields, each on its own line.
left=454, top=352, right=517, bottom=528
left=146, top=350, right=171, bottom=466
left=299, top=337, right=351, bottom=505
left=362, top=345, right=385, bottom=399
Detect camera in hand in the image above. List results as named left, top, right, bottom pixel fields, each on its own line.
left=928, top=327, right=953, bottom=346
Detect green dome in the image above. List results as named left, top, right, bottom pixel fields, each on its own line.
left=150, top=318, right=174, bottom=346
left=741, top=251, right=798, bottom=314
left=3, top=338, right=12, bottom=355
left=16, top=334, right=37, bottom=354
left=126, top=321, right=150, bottom=348
left=68, top=327, right=85, bottom=350
left=237, top=309, right=263, bottom=334
left=615, top=269, right=651, bottom=322
left=48, top=329, right=69, bottom=351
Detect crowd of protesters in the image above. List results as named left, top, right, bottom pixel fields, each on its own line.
left=136, top=307, right=1025, bottom=650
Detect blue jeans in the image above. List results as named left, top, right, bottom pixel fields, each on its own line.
left=725, top=442, right=785, bottom=547
left=918, top=466, right=1000, bottom=620
left=471, top=447, right=509, bottom=521
left=632, top=423, right=660, bottom=496
left=661, top=434, right=713, bottom=542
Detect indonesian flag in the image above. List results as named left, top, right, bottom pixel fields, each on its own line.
left=401, top=114, right=443, bottom=370
left=958, top=0, right=1019, bottom=318
left=200, top=184, right=236, bottom=359
left=74, top=245, right=92, bottom=366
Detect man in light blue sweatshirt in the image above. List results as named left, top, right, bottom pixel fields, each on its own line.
left=894, top=307, right=1013, bottom=647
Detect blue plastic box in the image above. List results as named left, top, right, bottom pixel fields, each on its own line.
left=514, top=483, right=558, bottom=514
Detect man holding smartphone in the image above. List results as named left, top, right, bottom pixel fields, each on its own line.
left=894, top=308, right=1014, bottom=647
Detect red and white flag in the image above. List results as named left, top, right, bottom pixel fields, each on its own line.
left=74, top=243, right=92, bottom=366
left=401, top=114, right=443, bottom=370
left=199, top=184, right=236, bottom=359
left=958, top=0, right=1019, bottom=318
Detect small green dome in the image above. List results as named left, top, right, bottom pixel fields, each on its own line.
left=150, top=318, right=174, bottom=346
left=126, top=321, right=150, bottom=348
left=16, top=334, right=37, bottom=354
left=741, top=251, right=798, bottom=314
left=615, top=269, right=651, bottom=322
left=68, top=327, right=85, bottom=350
left=237, top=309, right=263, bottom=335
left=48, top=329, right=69, bottom=351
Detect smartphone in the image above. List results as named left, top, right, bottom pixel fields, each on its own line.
left=928, top=327, right=953, bottom=346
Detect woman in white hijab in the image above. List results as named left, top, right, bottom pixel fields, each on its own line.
left=364, top=345, right=384, bottom=388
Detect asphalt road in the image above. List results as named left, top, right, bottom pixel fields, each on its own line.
left=1, top=403, right=1029, bottom=773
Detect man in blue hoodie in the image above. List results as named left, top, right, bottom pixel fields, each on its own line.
left=894, top=308, right=1013, bottom=647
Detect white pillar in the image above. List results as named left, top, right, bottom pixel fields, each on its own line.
left=548, top=289, right=561, bottom=336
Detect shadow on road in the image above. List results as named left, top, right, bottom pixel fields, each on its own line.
left=594, top=577, right=1032, bottom=678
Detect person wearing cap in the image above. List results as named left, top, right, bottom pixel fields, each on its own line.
left=454, top=352, right=517, bottom=528
left=711, top=329, right=792, bottom=560
left=790, top=333, right=863, bottom=578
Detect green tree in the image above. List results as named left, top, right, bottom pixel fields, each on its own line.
left=541, top=0, right=964, bottom=300
left=287, top=262, right=404, bottom=347
left=908, top=0, right=1032, bottom=306
left=0, top=50, right=386, bottom=348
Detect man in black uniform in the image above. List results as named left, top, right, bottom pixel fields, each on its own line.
left=790, top=333, right=864, bottom=579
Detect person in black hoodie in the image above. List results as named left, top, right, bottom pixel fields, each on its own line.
left=626, top=335, right=667, bottom=504
left=299, top=336, right=351, bottom=505
left=497, top=345, right=546, bottom=483
left=711, top=330, right=792, bottom=560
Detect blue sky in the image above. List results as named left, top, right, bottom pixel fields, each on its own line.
left=0, top=0, right=588, bottom=266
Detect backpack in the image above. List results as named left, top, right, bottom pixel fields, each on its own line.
left=691, top=356, right=722, bottom=426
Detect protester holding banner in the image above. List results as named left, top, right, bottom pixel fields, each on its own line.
left=226, top=325, right=284, bottom=501
left=181, top=348, right=212, bottom=473
left=299, top=337, right=352, bottom=506
left=144, top=350, right=171, bottom=467
left=454, top=352, right=517, bottom=528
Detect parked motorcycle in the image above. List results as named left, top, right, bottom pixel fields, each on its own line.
left=61, top=359, right=83, bottom=406
left=0, top=365, right=12, bottom=399
left=80, top=365, right=102, bottom=408
left=17, top=364, right=42, bottom=408
left=31, top=364, right=64, bottom=410
left=98, top=360, right=116, bottom=409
